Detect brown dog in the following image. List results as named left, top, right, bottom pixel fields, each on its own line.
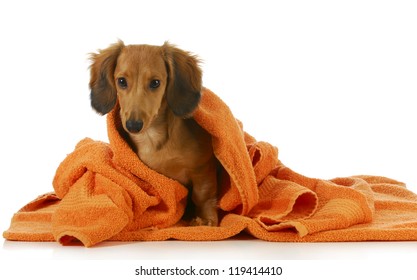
left=89, top=41, right=218, bottom=226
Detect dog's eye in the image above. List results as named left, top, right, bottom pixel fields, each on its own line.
left=117, top=77, right=128, bottom=89
left=150, top=80, right=160, bottom=89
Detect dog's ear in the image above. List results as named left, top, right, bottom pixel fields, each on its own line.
left=89, top=40, right=124, bottom=115
left=162, top=42, right=202, bottom=117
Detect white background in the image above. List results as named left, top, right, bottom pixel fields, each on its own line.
left=0, top=0, right=416, bottom=278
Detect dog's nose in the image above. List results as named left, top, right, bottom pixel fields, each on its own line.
left=126, top=120, right=143, bottom=133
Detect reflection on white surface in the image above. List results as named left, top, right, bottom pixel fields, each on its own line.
left=2, top=237, right=417, bottom=260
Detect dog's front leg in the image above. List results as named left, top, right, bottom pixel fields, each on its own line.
left=189, top=160, right=218, bottom=226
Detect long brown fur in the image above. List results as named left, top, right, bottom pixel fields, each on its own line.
left=89, top=41, right=218, bottom=226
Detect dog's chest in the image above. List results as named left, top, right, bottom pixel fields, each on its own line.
left=139, top=146, right=190, bottom=185
left=132, top=128, right=191, bottom=185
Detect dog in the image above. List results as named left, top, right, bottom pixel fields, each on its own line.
left=88, top=41, right=218, bottom=226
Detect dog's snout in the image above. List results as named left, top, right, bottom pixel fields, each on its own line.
left=126, top=120, right=144, bottom=133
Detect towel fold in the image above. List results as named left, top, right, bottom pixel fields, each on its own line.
left=4, top=88, right=417, bottom=246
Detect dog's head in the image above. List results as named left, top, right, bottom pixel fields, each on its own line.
left=89, top=41, right=202, bottom=134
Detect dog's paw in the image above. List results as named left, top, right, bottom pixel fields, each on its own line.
left=190, top=217, right=217, bottom=227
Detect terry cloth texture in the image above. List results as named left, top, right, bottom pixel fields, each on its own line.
left=4, top=88, right=417, bottom=247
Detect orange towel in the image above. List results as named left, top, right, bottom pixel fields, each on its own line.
left=4, top=88, right=417, bottom=246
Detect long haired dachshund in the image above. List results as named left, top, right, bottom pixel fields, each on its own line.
left=89, top=41, right=218, bottom=226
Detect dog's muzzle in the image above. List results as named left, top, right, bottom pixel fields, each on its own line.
left=126, top=119, right=143, bottom=133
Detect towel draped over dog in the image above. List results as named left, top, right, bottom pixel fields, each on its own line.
left=4, top=88, right=417, bottom=247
